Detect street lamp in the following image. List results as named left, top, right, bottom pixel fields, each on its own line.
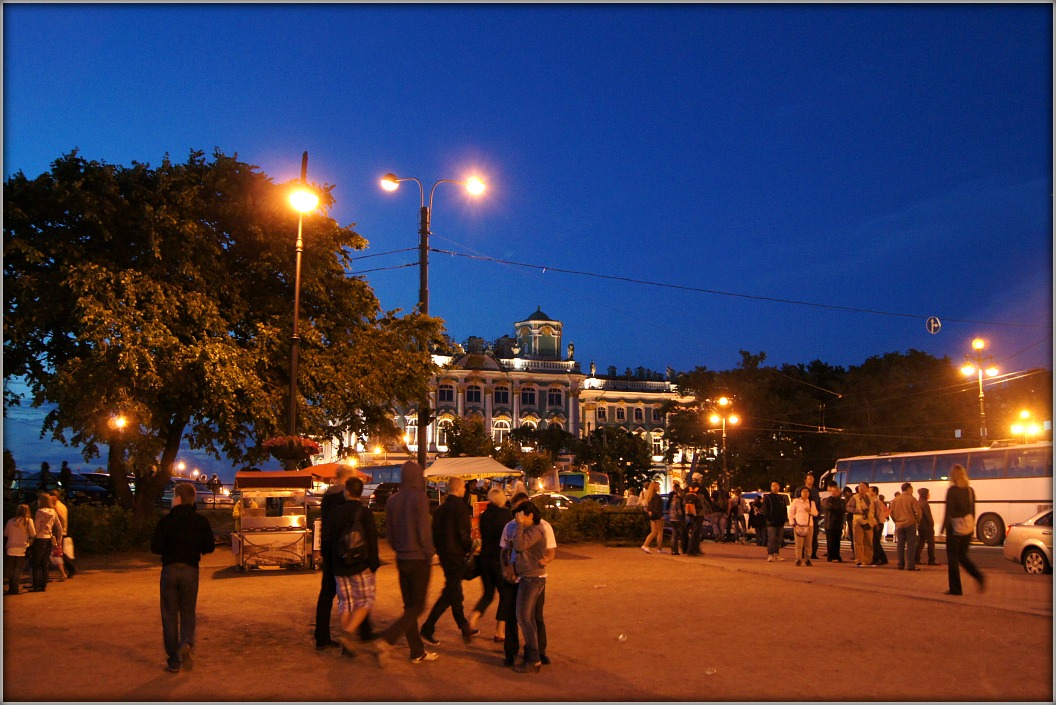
left=960, top=337, right=999, bottom=444
left=380, top=171, right=486, bottom=467
left=107, top=414, right=129, bottom=495
left=287, top=152, right=320, bottom=436
left=708, top=397, right=740, bottom=489
left=1010, top=410, right=1041, bottom=444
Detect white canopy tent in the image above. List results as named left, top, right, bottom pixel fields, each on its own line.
left=423, top=457, right=523, bottom=479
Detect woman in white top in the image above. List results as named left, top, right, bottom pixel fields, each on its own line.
left=30, top=493, right=62, bottom=592
left=788, top=487, right=819, bottom=566
left=4, top=504, right=35, bottom=595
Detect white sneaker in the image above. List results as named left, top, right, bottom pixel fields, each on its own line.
left=766, top=555, right=775, bottom=562
left=640, top=546, right=651, bottom=554
left=411, top=651, right=439, bottom=663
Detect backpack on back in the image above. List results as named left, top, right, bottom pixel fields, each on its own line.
left=338, top=505, right=368, bottom=567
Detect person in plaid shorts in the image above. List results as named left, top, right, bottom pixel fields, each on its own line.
left=325, top=477, right=380, bottom=658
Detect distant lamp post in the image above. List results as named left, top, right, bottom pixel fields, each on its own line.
left=176, top=461, right=186, bottom=477
left=107, top=414, right=130, bottom=493
left=961, top=337, right=999, bottom=444
left=380, top=171, right=486, bottom=467
left=708, top=397, right=740, bottom=488
left=1010, top=410, right=1041, bottom=444
left=287, top=151, right=320, bottom=437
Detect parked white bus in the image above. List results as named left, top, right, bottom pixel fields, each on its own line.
left=820, top=441, right=1052, bottom=546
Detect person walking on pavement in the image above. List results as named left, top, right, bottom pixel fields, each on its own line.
left=510, top=501, right=548, bottom=673
left=150, top=482, right=216, bottom=673
left=820, top=481, right=845, bottom=562
left=326, top=476, right=381, bottom=659
left=794, top=473, right=823, bottom=559
left=374, top=461, right=438, bottom=665
left=420, top=477, right=478, bottom=646
left=640, top=481, right=665, bottom=553
left=667, top=481, right=686, bottom=555
left=29, top=493, right=62, bottom=592
left=763, top=481, right=788, bottom=562
left=4, top=504, right=35, bottom=595
left=683, top=484, right=704, bottom=556
left=468, top=487, right=513, bottom=643
left=941, top=464, right=985, bottom=596
left=889, top=482, right=922, bottom=571
left=500, top=492, right=557, bottom=668
left=914, top=487, right=940, bottom=567
left=315, top=464, right=374, bottom=650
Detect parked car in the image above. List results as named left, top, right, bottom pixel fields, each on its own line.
left=11, top=471, right=113, bottom=506
left=367, top=482, right=400, bottom=510
left=580, top=493, right=625, bottom=506
left=529, top=492, right=579, bottom=512
left=1002, top=509, right=1052, bottom=575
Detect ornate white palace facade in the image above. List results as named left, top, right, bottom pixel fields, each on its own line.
left=321, top=309, right=693, bottom=474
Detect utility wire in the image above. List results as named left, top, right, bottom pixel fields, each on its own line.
left=429, top=247, right=1047, bottom=329
left=351, top=247, right=418, bottom=261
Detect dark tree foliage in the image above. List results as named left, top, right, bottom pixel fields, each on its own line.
left=443, top=417, right=494, bottom=458
left=4, top=150, right=443, bottom=520
left=573, top=427, right=653, bottom=495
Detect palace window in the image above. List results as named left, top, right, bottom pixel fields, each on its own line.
left=494, top=386, right=510, bottom=405
left=633, top=407, right=644, bottom=422
left=615, top=407, right=626, bottom=422
left=466, top=385, right=482, bottom=404
left=651, top=432, right=664, bottom=456
left=438, top=384, right=455, bottom=403
left=596, top=405, right=607, bottom=421
left=520, top=387, right=537, bottom=407
left=652, top=407, right=662, bottom=422
left=547, top=389, right=563, bottom=407
left=493, top=419, right=511, bottom=444
left=437, top=419, right=453, bottom=447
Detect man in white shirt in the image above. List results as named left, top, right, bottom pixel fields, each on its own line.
left=499, top=494, right=556, bottom=667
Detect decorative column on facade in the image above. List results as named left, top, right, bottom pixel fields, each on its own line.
left=456, top=382, right=466, bottom=418
left=484, top=383, right=494, bottom=439
left=512, top=380, right=521, bottom=429
left=568, top=379, right=581, bottom=437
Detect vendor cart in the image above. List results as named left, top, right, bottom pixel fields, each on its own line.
left=232, top=469, right=314, bottom=570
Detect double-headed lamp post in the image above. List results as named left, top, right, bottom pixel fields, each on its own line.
left=709, top=396, right=740, bottom=489
left=1010, top=410, right=1041, bottom=445
left=960, top=337, right=999, bottom=445
left=287, top=152, right=320, bottom=436
left=380, top=172, right=486, bottom=468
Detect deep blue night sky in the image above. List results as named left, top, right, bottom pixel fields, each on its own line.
left=3, top=4, right=1052, bottom=478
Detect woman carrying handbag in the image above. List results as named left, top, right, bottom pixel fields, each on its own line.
left=788, top=487, right=818, bottom=566
left=941, top=464, right=985, bottom=596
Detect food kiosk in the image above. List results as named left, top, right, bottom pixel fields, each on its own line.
left=232, top=468, right=314, bottom=570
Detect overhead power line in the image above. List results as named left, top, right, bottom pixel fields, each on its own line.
left=428, top=247, right=1048, bottom=329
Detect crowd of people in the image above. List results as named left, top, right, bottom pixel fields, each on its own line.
left=647, top=466, right=986, bottom=596
left=313, top=460, right=555, bottom=673
left=4, top=489, right=78, bottom=595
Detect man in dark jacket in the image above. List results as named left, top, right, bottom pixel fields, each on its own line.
left=420, top=476, right=477, bottom=645
left=314, top=464, right=374, bottom=650
left=325, top=476, right=381, bottom=658
left=914, top=487, right=940, bottom=567
left=820, top=480, right=845, bottom=562
left=150, top=481, right=215, bottom=673
left=763, top=481, right=788, bottom=562
left=374, top=461, right=438, bottom=664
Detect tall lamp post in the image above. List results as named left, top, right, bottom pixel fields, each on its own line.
left=709, top=396, right=739, bottom=490
left=380, top=172, right=486, bottom=468
left=287, top=152, right=320, bottom=436
left=960, top=337, right=999, bottom=445
left=1010, top=410, right=1040, bottom=445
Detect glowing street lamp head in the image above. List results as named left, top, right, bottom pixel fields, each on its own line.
left=728, top=414, right=741, bottom=426
left=971, top=338, right=986, bottom=351
left=709, top=414, right=720, bottom=425
left=380, top=173, right=400, bottom=192
left=465, top=176, right=486, bottom=196
left=717, top=396, right=730, bottom=407
left=985, top=366, right=999, bottom=377
left=1019, top=410, right=1031, bottom=420
left=961, top=364, right=976, bottom=377
left=374, top=446, right=383, bottom=456
left=1012, top=422, right=1024, bottom=435
left=289, top=188, right=319, bottom=213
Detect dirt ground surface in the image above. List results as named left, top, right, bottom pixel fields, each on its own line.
left=2, top=538, right=1052, bottom=702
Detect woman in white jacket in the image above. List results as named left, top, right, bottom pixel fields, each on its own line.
left=788, top=488, right=819, bottom=566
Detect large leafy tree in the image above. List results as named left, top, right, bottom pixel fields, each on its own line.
left=573, top=427, right=652, bottom=495
left=4, top=150, right=443, bottom=519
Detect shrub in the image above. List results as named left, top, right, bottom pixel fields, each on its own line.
left=67, top=504, right=158, bottom=554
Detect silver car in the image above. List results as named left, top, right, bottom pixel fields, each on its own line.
left=1002, top=509, right=1052, bottom=575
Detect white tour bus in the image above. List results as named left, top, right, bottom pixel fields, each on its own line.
left=820, top=441, right=1052, bottom=546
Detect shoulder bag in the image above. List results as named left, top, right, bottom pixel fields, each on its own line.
left=951, top=488, right=976, bottom=536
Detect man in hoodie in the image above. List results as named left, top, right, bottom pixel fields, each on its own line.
left=374, top=461, right=438, bottom=665
left=314, top=464, right=375, bottom=650
left=420, top=476, right=477, bottom=645
left=150, top=482, right=215, bottom=673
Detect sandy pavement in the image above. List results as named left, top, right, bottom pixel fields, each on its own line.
left=2, top=539, right=1051, bottom=702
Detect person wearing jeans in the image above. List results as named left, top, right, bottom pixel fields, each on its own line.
left=763, top=481, right=788, bottom=562
left=150, top=482, right=216, bottom=673
left=510, top=502, right=547, bottom=673
left=889, top=482, right=922, bottom=571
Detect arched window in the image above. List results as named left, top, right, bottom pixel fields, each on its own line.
left=615, top=407, right=626, bottom=422
left=466, top=385, right=482, bottom=404
left=438, top=384, right=455, bottom=403
left=520, top=387, right=537, bottom=407
left=494, top=386, right=510, bottom=405
left=651, top=431, right=665, bottom=457
left=547, top=389, right=563, bottom=407
left=493, top=419, right=511, bottom=444
left=520, top=420, right=537, bottom=431
left=633, top=407, right=644, bottom=422
left=404, top=419, right=417, bottom=447
left=548, top=420, right=563, bottom=432
left=596, top=405, right=607, bottom=421
left=437, top=419, right=453, bottom=448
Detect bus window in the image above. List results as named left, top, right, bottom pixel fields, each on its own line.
left=968, top=450, right=1007, bottom=480
left=874, top=458, right=901, bottom=484
left=1007, top=448, right=1051, bottom=478
left=559, top=474, right=585, bottom=493
left=846, top=459, right=874, bottom=485
left=902, top=456, right=934, bottom=482
left=933, top=453, right=968, bottom=482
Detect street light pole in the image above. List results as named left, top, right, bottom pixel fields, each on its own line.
left=381, top=173, right=485, bottom=468
left=709, top=396, right=739, bottom=490
left=287, top=152, right=320, bottom=437
left=961, top=338, right=999, bottom=445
